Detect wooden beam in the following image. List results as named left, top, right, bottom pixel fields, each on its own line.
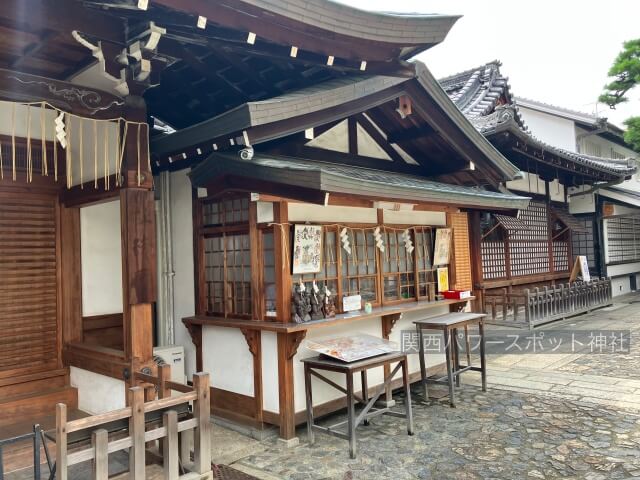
left=0, top=68, right=125, bottom=119
left=3, top=0, right=125, bottom=45
left=386, top=125, right=437, bottom=144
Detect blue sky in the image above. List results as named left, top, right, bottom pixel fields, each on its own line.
left=338, top=0, right=640, bottom=128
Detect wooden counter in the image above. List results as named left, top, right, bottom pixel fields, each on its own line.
left=183, top=297, right=475, bottom=333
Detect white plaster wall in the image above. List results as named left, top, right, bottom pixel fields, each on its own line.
left=611, top=276, right=632, bottom=296
left=202, top=326, right=254, bottom=396
left=288, top=203, right=377, bottom=223
left=518, top=107, right=577, bottom=152
left=262, top=332, right=279, bottom=413
left=383, top=210, right=446, bottom=226
left=80, top=200, right=123, bottom=316
left=567, top=187, right=596, bottom=214
left=170, top=169, right=197, bottom=378
left=70, top=367, right=126, bottom=414
left=508, top=174, right=565, bottom=203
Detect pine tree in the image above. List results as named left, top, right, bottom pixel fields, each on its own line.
left=599, top=39, right=640, bottom=152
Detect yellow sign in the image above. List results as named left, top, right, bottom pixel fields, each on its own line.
left=437, top=267, right=449, bottom=292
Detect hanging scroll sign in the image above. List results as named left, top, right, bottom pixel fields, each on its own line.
left=292, top=224, right=323, bottom=274
left=433, top=228, right=452, bottom=266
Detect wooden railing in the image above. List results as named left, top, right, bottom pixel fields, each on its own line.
left=55, top=368, right=212, bottom=480
left=486, top=278, right=613, bottom=329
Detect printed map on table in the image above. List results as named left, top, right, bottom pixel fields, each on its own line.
left=306, top=334, right=397, bottom=362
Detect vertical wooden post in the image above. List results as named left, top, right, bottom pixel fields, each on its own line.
left=277, top=331, right=305, bottom=440
left=163, top=411, right=179, bottom=480
left=273, top=201, right=291, bottom=322
left=468, top=211, right=484, bottom=311
left=91, top=429, right=109, bottom=480
left=192, top=189, right=206, bottom=315
left=277, top=332, right=296, bottom=440
left=158, top=363, right=171, bottom=399
left=128, top=386, right=145, bottom=480
left=193, top=373, right=212, bottom=475
left=60, top=206, right=83, bottom=347
left=56, top=403, right=68, bottom=480
left=249, top=201, right=263, bottom=319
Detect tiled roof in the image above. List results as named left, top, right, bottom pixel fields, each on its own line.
left=190, top=153, right=530, bottom=210
left=439, top=62, right=636, bottom=179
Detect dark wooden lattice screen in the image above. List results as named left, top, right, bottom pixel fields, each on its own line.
left=0, top=194, right=58, bottom=372
left=481, top=242, right=507, bottom=279
left=605, top=215, right=640, bottom=263
left=572, top=216, right=597, bottom=274
left=510, top=201, right=549, bottom=276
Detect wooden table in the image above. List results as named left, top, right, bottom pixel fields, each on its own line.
left=302, top=352, right=414, bottom=459
left=414, top=312, right=487, bottom=407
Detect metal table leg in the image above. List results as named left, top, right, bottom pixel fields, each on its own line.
left=479, top=320, right=487, bottom=392
left=361, top=370, right=370, bottom=426
left=443, top=328, right=455, bottom=408
left=346, top=372, right=356, bottom=459
left=452, top=328, right=461, bottom=387
left=417, top=325, right=428, bottom=400
left=401, top=358, right=414, bottom=435
left=304, top=364, right=315, bottom=444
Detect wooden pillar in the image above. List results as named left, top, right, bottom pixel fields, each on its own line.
left=119, top=95, right=157, bottom=382
left=56, top=403, right=68, bottom=480
left=193, top=373, right=212, bottom=475
left=468, top=211, right=484, bottom=311
left=60, top=205, right=83, bottom=346
left=249, top=202, right=263, bottom=319
left=128, top=386, right=145, bottom=479
left=274, top=201, right=291, bottom=322
left=277, top=331, right=306, bottom=440
left=545, top=180, right=555, bottom=276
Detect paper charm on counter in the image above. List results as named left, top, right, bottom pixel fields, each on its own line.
left=340, top=227, right=351, bottom=254
left=402, top=229, right=414, bottom=254
left=324, top=285, right=332, bottom=304
left=55, top=112, right=67, bottom=149
left=374, top=226, right=385, bottom=252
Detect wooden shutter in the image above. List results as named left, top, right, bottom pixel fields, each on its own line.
left=449, top=212, right=473, bottom=291
left=0, top=193, right=58, bottom=373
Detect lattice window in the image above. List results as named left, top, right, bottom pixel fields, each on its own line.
left=606, top=216, right=640, bottom=263
left=293, top=228, right=340, bottom=301
left=481, top=242, right=507, bottom=279
left=572, top=216, right=597, bottom=273
left=512, top=201, right=549, bottom=241
left=553, top=241, right=569, bottom=272
left=204, top=233, right=251, bottom=317
left=414, top=227, right=436, bottom=300
left=381, top=229, right=415, bottom=302
left=510, top=241, right=549, bottom=276
left=263, top=230, right=277, bottom=317
left=202, top=197, right=249, bottom=226
left=449, top=213, right=473, bottom=291
left=340, top=229, right=378, bottom=304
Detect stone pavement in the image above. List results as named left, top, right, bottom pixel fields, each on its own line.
left=227, top=293, right=640, bottom=479
left=8, top=294, right=640, bottom=479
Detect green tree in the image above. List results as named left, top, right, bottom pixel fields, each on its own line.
left=599, top=39, right=640, bottom=152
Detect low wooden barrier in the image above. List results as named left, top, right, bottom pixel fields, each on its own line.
left=485, top=278, right=613, bottom=329
left=55, top=368, right=212, bottom=480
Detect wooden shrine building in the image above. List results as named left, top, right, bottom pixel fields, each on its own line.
left=439, top=62, right=637, bottom=321
left=152, top=57, right=529, bottom=440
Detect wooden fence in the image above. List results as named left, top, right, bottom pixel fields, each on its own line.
left=485, top=278, right=613, bottom=329
left=55, top=367, right=212, bottom=480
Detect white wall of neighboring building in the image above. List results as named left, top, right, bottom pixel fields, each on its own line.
left=518, top=106, right=577, bottom=152
left=80, top=200, right=123, bottom=316
left=169, top=169, right=197, bottom=379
